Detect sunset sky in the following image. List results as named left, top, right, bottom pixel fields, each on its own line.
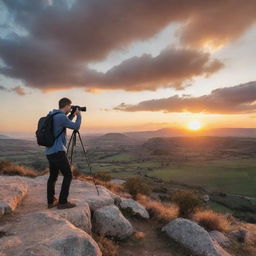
left=0, top=0, right=256, bottom=137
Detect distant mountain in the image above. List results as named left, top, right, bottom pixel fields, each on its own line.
left=0, top=134, right=12, bottom=139
left=125, top=128, right=256, bottom=139
left=86, top=132, right=142, bottom=147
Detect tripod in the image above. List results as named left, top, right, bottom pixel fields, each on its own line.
left=67, top=130, right=100, bottom=196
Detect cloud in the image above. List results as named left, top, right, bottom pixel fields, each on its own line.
left=0, top=43, right=223, bottom=91
left=113, top=81, right=256, bottom=114
left=0, top=85, right=27, bottom=95
left=0, top=0, right=255, bottom=92
left=12, top=86, right=26, bottom=95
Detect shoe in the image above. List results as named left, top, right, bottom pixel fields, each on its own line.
left=48, top=198, right=59, bottom=209
left=57, top=201, right=76, bottom=209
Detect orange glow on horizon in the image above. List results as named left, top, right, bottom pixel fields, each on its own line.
left=187, top=120, right=202, bottom=131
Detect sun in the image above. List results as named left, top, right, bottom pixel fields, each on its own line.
left=187, top=120, right=202, bottom=131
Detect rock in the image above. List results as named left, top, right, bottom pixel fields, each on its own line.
left=110, top=178, right=126, bottom=185
left=162, top=218, right=232, bottom=256
left=119, top=198, right=149, bottom=219
left=209, top=230, right=231, bottom=248
left=229, top=228, right=256, bottom=245
left=98, top=185, right=122, bottom=206
left=29, top=175, right=115, bottom=212
left=92, top=205, right=134, bottom=240
left=0, top=176, right=28, bottom=217
left=0, top=211, right=102, bottom=256
left=46, top=203, right=92, bottom=234
left=203, top=194, right=210, bottom=202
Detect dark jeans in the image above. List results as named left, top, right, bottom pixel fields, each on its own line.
left=46, top=151, right=72, bottom=204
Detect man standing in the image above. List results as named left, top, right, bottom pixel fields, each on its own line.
left=45, top=97, right=81, bottom=209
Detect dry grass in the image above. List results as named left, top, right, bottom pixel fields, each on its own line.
left=229, top=239, right=256, bottom=256
left=0, top=159, right=38, bottom=177
left=137, top=193, right=178, bottom=224
left=192, top=209, right=230, bottom=232
left=133, top=231, right=145, bottom=240
left=93, top=234, right=119, bottom=256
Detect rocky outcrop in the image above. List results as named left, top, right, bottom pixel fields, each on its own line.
left=119, top=198, right=149, bottom=219
left=92, top=204, right=134, bottom=240
left=0, top=174, right=136, bottom=255
left=0, top=211, right=101, bottom=256
left=162, top=218, right=232, bottom=256
left=0, top=176, right=28, bottom=217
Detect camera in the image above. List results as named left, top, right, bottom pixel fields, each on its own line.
left=70, top=105, right=86, bottom=115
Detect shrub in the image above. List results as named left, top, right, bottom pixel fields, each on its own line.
left=0, top=159, right=38, bottom=177
left=137, top=193, right=178, bottom=223
left=171, top=190, right=203, bottom=218
left=124, top=177, right=151, bottom=199
left=94, top=172, right=112, bottom=182
left=71, top=164, right=81, bottom=178
left=93, top=234, right=119, bottom=256
left=193, top=209, right=230, bottom=231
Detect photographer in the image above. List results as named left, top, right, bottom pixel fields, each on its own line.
left=45, top=97, right=81, bottom=209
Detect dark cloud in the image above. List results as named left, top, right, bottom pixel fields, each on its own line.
left=0, top=43, right=223, bottom=91
left=0, top=0, right=255, bottom=91
left=113, top=81, right=256, bottom=114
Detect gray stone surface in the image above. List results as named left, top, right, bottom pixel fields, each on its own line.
left=0, top=176, right=28, bottom=217
left=120, top=198, right=149, bottom=219
left=92, top=204, right=134, bottom=240
left=162, top=218, right=232, bottom=256
left=0, top=211, right=101, bottom=256
left=209, top=230, right=231, bottom=248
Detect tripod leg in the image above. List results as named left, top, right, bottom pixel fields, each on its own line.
left=69, top=132, right=76, bottom=166
left=77, top=131, right=100, bottom=196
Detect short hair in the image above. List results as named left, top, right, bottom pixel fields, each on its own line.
left=59, top=97, right=72, bottom=109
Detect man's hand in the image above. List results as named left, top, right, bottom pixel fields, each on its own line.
left=74, top=108, right=81, bottom=116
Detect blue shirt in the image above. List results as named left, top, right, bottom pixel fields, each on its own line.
left=44, top=109, right=82, bottom=155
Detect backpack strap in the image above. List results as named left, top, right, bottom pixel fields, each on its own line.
left=50, top=112, right=65, bottom=140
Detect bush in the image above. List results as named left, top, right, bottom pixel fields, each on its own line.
left=94, top=172, right=112, bottom=182
left=137, top=194, right=178, bottom=223
left=172, top=190, right=203, bottom=218
left=71, top=164, right=81, bottom=178
left=93, top=234, right=119, bottom=256
left=193, top=209, right=230, bottom=231
left=124, top=177, right=151, bottom=199
left=0, top=159, right=38, bottom=177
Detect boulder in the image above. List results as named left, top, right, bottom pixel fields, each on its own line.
left=92, top=205, right=134, bottom=240
left=46, top=203, right=92, bottom=234
left=119, top=198, right=149, bottom=219
left=0, top=211, right=102, bottom=256
left=97, top=185, right=122, bottom=206
left=0, top=176, right=28, bottom=217
left=162, top=218, right=232, bottom=256
left=209, top=230, right=231, bottom=248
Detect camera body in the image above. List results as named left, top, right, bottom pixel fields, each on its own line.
left=70, top=105, right=86, bottom=115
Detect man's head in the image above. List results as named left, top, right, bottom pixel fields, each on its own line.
left=59, top=97, right=72, bottom=115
